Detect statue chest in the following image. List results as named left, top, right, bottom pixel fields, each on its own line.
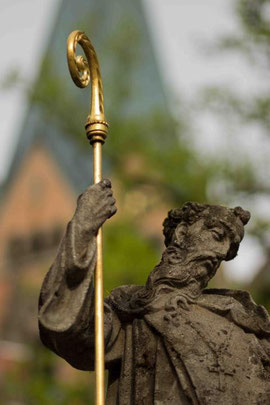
left=144, top=303, right=270, bottom=404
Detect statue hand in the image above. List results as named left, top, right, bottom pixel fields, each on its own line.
left=74, top=179, right=117, bottom=234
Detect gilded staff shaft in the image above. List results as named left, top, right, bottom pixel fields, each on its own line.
left=67, top=30, right=108, bottom=405
left=93, top=142, right=105, bottom=405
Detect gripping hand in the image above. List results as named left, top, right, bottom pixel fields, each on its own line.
left=74, top=179, right=117, bottom=235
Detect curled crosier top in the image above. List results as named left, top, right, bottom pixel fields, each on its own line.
left=66, top=30, right=108, bottom=144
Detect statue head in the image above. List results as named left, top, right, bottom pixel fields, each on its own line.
left=147, top=202, right=250, bottom=291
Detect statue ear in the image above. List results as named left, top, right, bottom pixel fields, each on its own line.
left=172, top=223, right=188, bottom=247
left=233, top=206, right=251, bottom=225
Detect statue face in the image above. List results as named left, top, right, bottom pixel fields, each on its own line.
left=172, top=212, right=244, bottom=285
left=148, top=204, right=247, bottom=290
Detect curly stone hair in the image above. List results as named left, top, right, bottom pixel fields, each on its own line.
left=163, top=202, right=250, bottom=248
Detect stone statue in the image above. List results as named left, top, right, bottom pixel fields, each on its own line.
left=39, top=179, right=270, bottom=404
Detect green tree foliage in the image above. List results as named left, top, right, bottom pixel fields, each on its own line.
left=0, top=342, right=94, bottom=404
left=196, top=0, right=270, bottom=309
left=200, top=0, right=270, bottom=148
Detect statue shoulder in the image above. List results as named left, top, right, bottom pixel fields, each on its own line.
left=107, top=284, right=145, bottom=320
left=201, top=288, right=270, bottom=337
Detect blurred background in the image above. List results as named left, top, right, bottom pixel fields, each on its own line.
left=0, top=0, right=270, bottom=403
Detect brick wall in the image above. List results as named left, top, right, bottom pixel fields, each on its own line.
left=0, top=143, right=77, bottom=341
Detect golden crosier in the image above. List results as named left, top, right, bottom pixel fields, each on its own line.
left=67, top=30, right=108, bottom=144
left=67, top=30, right=107, bottom=405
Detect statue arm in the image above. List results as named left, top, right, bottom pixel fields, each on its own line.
left=38, top=180, right=120, bottom=370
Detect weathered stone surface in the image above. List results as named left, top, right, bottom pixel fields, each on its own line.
left=39, top=180, right=270, bottom=404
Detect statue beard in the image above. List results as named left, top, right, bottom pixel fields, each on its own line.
left=129, top=243, right=218, bottom=311
left=146, top=243, right=212, bottom=289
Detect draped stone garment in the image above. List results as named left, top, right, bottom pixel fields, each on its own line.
left=39, top=217, right=270, bottom=404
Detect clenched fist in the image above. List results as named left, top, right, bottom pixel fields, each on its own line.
left=73, top=179, right=117, bottom=235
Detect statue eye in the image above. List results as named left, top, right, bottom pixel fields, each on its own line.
left=211, top=228, right=224, bottom=241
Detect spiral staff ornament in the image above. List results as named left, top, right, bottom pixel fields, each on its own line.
left=67, top=30, right=108, bottom=405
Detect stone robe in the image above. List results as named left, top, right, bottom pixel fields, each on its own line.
left=39, top=217, right=270, bottom=404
